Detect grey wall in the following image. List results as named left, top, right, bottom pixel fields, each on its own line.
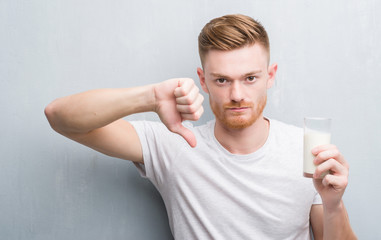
left=1, top=0, right=380, bottom=239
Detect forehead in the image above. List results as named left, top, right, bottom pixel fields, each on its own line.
left=203, top=44, right=269, bottom=76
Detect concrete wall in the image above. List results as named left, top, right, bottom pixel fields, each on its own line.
left=1, top=0, right=380, bottom=239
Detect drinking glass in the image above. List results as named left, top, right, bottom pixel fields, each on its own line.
left=303, top=117, right=331, bottom=178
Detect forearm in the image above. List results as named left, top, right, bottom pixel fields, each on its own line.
left=323, top=201, right=357, bottom=240
left=45, top=85, right=155, bottom=134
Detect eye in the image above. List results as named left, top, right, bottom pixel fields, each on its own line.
left=247, top=76, right=256, bottom=82
left=216, top=78, right=227, bottom=84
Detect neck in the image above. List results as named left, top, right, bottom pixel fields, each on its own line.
left=214, top=116, right=270, bottom=155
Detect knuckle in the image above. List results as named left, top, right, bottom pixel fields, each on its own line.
left=195, top=109, right=203, bottom=119
left=316, top=151, right=325, bottom=158
left=184, top=114, right=197, bottom=121
left=179, top=87, right=187, bottom=96
left=192, top=115, right=199, bottom=121
left=188, top=108, right=203, bottom=121
left=315, top=153, right=324, bottom=163
left=187, top=104, right=196, bottom=113
left=194, top=110, right=202, bottom=119
left=342, top=177, right=348, bottom=187
left=344, top=167, right=349, bottom=176
left=328, top=158, right=336, bottom=165
left=185, top=97, right=193, bottom=105
left=315, top=165, right=323, bottom=174
left=332, top=149, right=340, bottom=158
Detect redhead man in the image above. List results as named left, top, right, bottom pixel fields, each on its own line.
left=45, top=14, right=356, bottom=239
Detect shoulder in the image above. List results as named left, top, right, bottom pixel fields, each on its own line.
left=269, top=118, right=302, bottom=132
left=130, top=120, right=214, bottom=150
left=130, top=120, right=187, bottom=148
left=191, top=120, right=214, bottom=136
left=130, top=120, right=179, bottom=137
left=267, top=118, right=303, bottom=156
left=185, top=120, right=216, bottom=149
left=269, top=118, right=303, bottom=140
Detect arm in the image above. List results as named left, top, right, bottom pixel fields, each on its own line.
left=310, top=145, right=357, bottom=239
left=44, top=78, right=204, bottom=163
left=310, top=203, right=356, bottom=240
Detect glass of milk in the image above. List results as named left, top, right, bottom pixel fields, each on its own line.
left=303, top=117, right=331, bottom=178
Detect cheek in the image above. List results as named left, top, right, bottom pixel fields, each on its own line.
left=250, top=84, right=267, bottom=100
left=209, top=86, right=229, bottom=99
left=254, top=90, right=266, bottom=100
left=208, top=95, right=218, bottom=108
left=208, top=91, right=226, bottom=106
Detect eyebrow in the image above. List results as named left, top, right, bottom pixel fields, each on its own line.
left=210, top=70, right=262, bottom=79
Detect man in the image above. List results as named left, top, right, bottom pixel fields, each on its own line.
left=45, top=14, right=356, bottom=239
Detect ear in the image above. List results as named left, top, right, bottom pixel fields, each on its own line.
left=197, top=67, right=209, bottom=93
left=266, top=63, right=278, bottom=89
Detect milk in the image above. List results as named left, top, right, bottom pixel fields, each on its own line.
left=303, top=129, right=331, bottom=177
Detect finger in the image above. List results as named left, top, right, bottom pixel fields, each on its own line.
left=311, top=144, right=337, bottom=155
left=181, top=106, right=204, bottom=121
left=321, top=174, right=348, bottom=190
left=176, top=94, right=204, bottom=114
left=170, top=123, right=197, bottom=148
left=313, top=147, right=348, bottom=168
left=174, top=78, right=194, bottom=98
left=176, top=84, right=200, bottom=105
left=314, top=158, right=348, bottom=179
left=313, top=147, right=340, bottom=164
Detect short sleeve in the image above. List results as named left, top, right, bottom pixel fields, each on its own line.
left=129, top=121, right=188, bottom=190
left=312, top=191, right=323, bottom=205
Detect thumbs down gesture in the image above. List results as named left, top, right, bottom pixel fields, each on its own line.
left=153, top=78, right=204, bottom=147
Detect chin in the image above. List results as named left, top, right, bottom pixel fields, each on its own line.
left=221, top=116, right=258, bottom=129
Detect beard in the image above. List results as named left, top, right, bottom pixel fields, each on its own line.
left=210, top=94, right=267, bottom=129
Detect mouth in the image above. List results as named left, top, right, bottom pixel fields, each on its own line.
left=227, top=107, right=249, bottom=112
left=223, top=102, right=254, bottom=113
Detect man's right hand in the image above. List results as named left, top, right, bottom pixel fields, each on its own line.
left=153, top=78, right=204, bottom=148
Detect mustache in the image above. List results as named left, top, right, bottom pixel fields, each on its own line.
left=223, top=102, right=254, bottom=109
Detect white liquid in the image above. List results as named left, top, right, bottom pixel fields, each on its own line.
left=303, top=130, right=331, bottom=176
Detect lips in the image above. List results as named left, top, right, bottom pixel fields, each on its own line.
left=228, top=107, right=249, bottom=111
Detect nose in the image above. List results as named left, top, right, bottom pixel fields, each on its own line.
left=230, top=81, right=244, bottom=102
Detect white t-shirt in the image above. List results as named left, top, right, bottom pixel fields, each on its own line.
left=131, top=119, right=322, bottom=240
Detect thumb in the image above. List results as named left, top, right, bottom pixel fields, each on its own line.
left=170, top=123, right=197, bottom=148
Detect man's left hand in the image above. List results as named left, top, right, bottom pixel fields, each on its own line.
left=312, top=144, right=350, bottom=210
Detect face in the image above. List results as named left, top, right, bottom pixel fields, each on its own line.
left=198, top=44, right=277, bottom=130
